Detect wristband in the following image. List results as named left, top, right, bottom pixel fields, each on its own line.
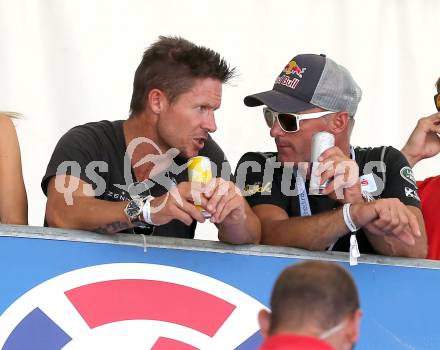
left=342, top=203, right=358, bottom=233
left=349, top=234, right=360, bottom=266
left=142, top=196, right=155, bottom=226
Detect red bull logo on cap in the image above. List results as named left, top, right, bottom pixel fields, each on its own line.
left=275, top=59, right=307, bottom=90
left=283, top=60, right=306, bottom=78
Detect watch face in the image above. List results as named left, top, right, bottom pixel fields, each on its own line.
left=125, top=198, right=143, bottom=219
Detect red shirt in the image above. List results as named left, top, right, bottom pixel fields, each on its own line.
left=259, top=334, right=335, bottom=350
left=418, top=176, right=440, bottom=260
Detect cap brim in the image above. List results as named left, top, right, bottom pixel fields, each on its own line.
left=244, top=90, right=316, bottom=113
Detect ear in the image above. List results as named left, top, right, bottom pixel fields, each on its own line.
left=346, top=309, right=362, bottom=343
left=258, top=309, right=272, bottom=339
left=147, top=88, right=167, bottom=115
left=328, top=112, right=350, bottom=135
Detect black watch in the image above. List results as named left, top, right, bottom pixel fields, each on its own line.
left=124, top=198, right=149, bottom=227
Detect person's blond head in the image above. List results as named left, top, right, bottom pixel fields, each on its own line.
left=0, top=111, right=22, bottom=119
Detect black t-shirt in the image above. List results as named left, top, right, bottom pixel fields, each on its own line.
left=235, top=146, right=421, bottom=254
left=42, top=120, right=230, bottom=238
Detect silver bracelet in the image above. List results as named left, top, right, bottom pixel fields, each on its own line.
left=343, top=203, right=358, bottom=233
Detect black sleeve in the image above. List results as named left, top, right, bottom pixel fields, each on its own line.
left=41, top=125, right=102, bottom=196
left=199, top=135, right=233, bottom=181
left=235, top=152, right=290, bottom=212
left=380, top=146, right=421, bottom=208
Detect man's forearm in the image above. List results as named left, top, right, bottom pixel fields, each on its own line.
left=46, top=196, right=133, bottom=234
left=92, top=219, right=132, bottom=234
left=260, top=208, right=349, bottom=250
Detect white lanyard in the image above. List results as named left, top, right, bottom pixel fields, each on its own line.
left=297, top=146, right=355, bottom=217
left=296, top=146, right=357, bottom=254
left=350, top=146, right=356, bottom=162
left=297, top=172, right=312, bottom=216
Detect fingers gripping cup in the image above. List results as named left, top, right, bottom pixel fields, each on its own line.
left=188, top=156, right=212, bottom=218
left=309, top=132, right=335, bottom=195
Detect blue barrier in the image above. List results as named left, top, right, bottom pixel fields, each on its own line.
left=0, top=225, right=439, bottom=349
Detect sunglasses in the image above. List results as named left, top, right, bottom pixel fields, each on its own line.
left=263, top=107, right=333, bottom=133
left=435, top=93, right=440, bottom=112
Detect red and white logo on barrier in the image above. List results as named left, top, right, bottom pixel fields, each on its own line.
left=0, top=263, right=265, bottom=349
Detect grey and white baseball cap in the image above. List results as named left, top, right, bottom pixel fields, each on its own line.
left=244, top=54, right=362, bottom=116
